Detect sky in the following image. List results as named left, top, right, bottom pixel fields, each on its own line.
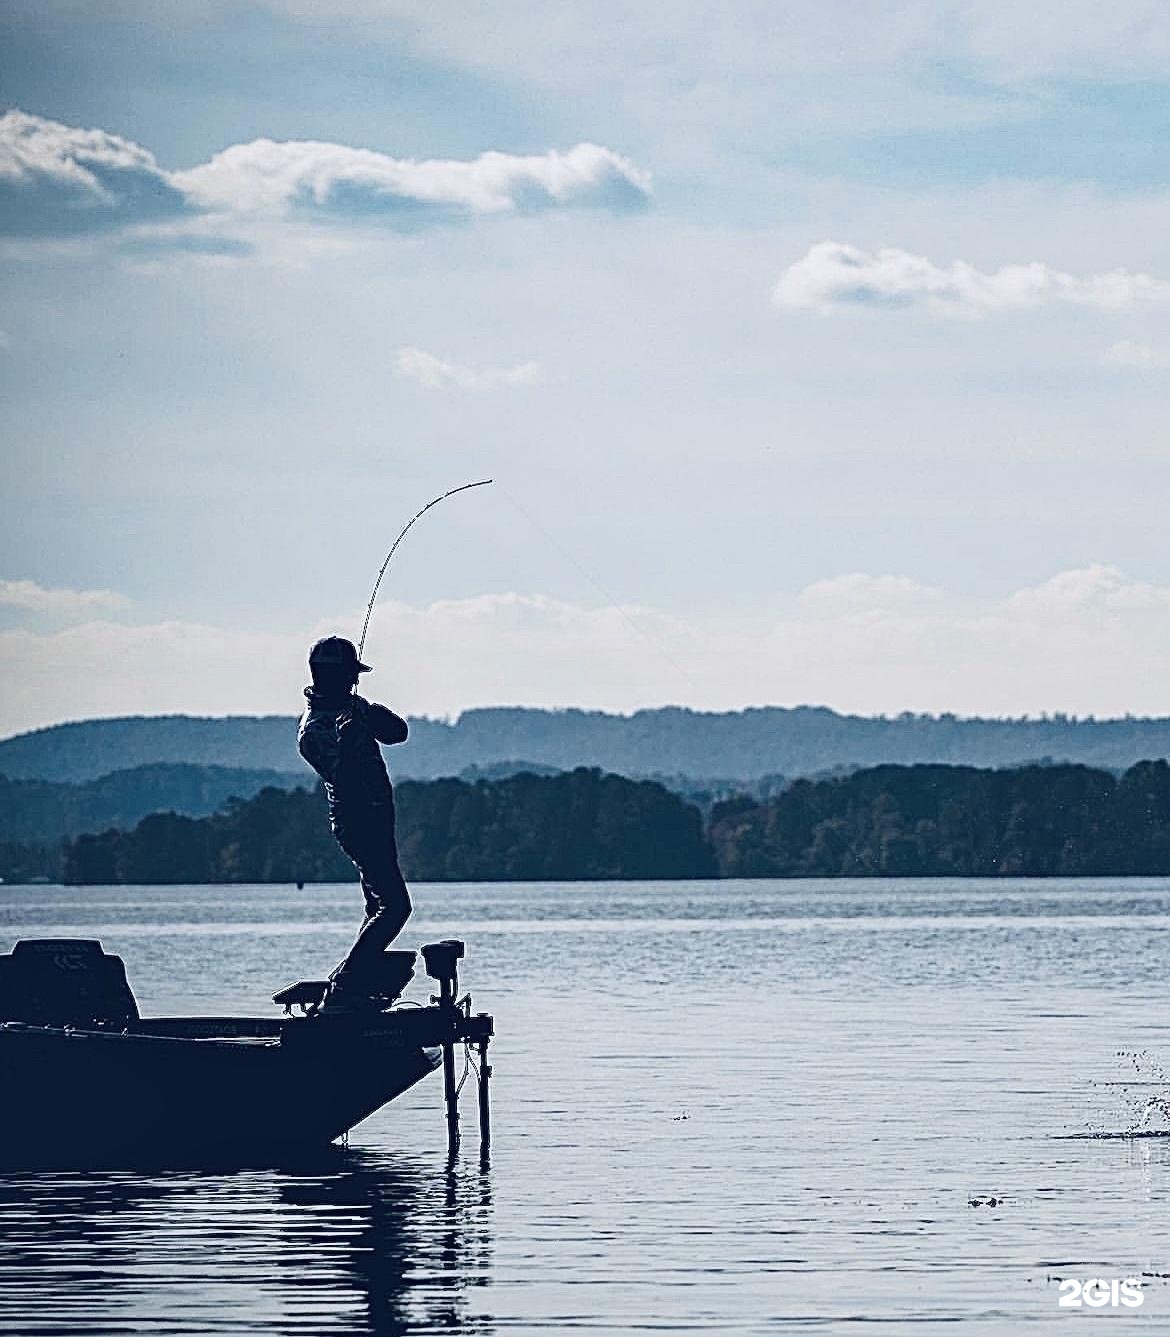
left=5, top=1, right=1170, bottom=735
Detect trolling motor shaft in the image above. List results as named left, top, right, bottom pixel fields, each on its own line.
left=421, top=939, right=493, bottom=1155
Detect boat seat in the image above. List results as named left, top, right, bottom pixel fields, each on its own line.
left=0, top=939, right=140, bottom=1028
left=272, top=949, right=417, bottom=1015
left=272, top=980, right=329, bottom=1011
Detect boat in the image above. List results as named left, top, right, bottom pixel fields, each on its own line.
left=0, top=937, right=493, bottom=1165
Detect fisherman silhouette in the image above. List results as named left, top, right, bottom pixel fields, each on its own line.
left=297, top=636, right=412, bottom=1012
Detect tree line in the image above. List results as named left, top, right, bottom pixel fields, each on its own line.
left=0, top=764, right=305, bottom=845
left=707, top=760, right=1170, bottom=877
left=61, top=768, right=715, bottom=884
left=8, top=759, right=1170, bottom=885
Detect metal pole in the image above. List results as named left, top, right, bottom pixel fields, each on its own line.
left=439, top=969, right=460, bottom=1154
left=476, top=1033, right=492, bottom=1150
left=441, top=1037, right=460, bottom=1154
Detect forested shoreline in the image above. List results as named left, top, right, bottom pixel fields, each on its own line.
left=61, top=769, right=714, bottom=884
left=5, top=760, right=1170, bottom=885
left=707, top=760, right=1170, bottom=878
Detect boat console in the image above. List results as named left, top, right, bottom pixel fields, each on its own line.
left=0, top=939, right=139, bottom=1029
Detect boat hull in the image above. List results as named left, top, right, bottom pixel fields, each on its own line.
left=0, top=1016, right=441, bottom=1164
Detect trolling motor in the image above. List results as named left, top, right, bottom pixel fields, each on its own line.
left=272, top=940, right=494, bottom=1155
left=422, top=939, right=494, bottom=1155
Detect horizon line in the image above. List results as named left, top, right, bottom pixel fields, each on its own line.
left=5, top=701, right=1170, bottom=745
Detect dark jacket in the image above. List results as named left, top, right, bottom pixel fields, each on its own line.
left=297, top=689, right=409, bottom=827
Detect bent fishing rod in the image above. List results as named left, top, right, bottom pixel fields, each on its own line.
left=357, top=479, right=493, bottom=659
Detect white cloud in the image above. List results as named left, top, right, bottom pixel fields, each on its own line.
left=752, top=564, right=1170, bottom=720
left=0, top=595, right=690, bottom=736
left=0, top=111, right=651, bottom=240
left=1003, top=563, right=1170, bottom=615
left=0, top=579, right=130, bottom=617
left=1102, top=340, right=1170, bottom=370
left=0, top=109, right=187, bottom=235
left=174, top=138, right=650, bottom=218
left=0, top=109, right=164, bottom=196
left=0, top=619, right=304, bottom=738
left=773, top=241, right=1170, bottom=316
left=799, top=573, right=942, bottom=614
left=7, top=571, right=1170, bottom=736
left=394, top=346, right=540, bottom=391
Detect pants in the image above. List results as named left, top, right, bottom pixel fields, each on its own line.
left=330, top=811, right=412, bottom=987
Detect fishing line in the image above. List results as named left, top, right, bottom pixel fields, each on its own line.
left=358, top=479, right=493, bottom=659
left=496, top=482, right=705, bottom=695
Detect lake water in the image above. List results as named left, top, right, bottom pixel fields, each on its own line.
left=2, top=877, right=1170, bottom=1334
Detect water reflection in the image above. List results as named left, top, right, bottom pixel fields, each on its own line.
left=0, top=1150, right=494, bottom=1335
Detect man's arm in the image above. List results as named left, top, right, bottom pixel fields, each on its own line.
left=354, top=696, right=409, bottom=745
left=297, top=713, right=338, bottom=780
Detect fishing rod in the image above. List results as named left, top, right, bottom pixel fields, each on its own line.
left=357, top=479, right=493, bottom=659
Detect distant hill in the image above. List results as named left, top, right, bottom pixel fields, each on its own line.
left=0, top=764, right=308, bottom=845
left=6, top=706, right=1170, bottom=787
left=0, top=716, right=308, bottom=784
